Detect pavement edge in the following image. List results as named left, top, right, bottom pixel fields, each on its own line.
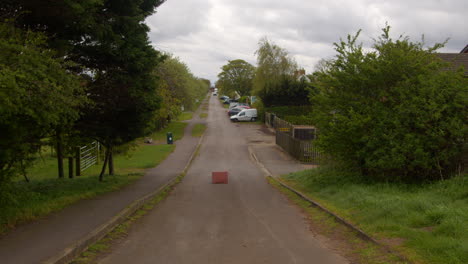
left=43, top=133, right=206, bottom=264
left=248, top=147, right=412, bottom=264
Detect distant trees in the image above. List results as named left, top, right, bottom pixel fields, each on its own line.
left=311, top=26, right=467, bottom=181
left=153, top=55, right=210, bottom=129
left=217, top=59, right=255, bottom=97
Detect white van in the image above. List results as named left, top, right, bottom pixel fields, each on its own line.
left=230, top=109, right=257, bottom=122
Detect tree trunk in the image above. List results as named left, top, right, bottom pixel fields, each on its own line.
left=56, top=128, right=64, bottom=178
left=76, top=147, right=81, bottom=176
left=108, top=148, right=114, bottom=175
left=99, top=146, right=110, bottom=182
left=68, top=157, right=74, bottom=178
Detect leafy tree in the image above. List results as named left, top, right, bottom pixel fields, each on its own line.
left=72, top=0, right=165, bottom=180
left=156, top=55, right=209, bottom=112
left=252, top=37, right=311, bottom=107
left=3, top=0, right=167, bottom=181
left=253, top=37, right=297, bottom=95
left=0, top=21, right=85, bottom=187
left=217, top=59, right=255, bottom=97
left=311, top=26, right=467, bottom=181
left=258, top=75, right=311, bottom=106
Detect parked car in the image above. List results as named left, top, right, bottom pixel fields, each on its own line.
left=227, top=107, right=243, bottom=116
left=230, top=109, right=258, bottom=122
left=229, top=102, right=249, bottom=109
left=220, top=95, right=229, bottom=100
left=228, top=102, right=239, bottom=110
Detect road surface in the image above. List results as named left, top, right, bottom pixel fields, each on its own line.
left=99, top=96, right=348, bottom=264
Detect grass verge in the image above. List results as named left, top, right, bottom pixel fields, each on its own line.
left=177, top=112, right=193, bottom=121
left=199, top=112, right=208, bottom=118
left=281, top=166, right=468, bottom=264
left=71, top=172, right=186, bottom=264
left=268, top=176, right=406, bottom=264
left=0, top=122, right=187, bottom=235
left=191, top=124, right=207, bottom=137
left=148, top=121, right=187, bottom=142
left=71, top=128, right=204, bottom=264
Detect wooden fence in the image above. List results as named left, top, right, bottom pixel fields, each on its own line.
left=266, top=112, right=321, bottom=164
left=276, top=131, right=321, bottom=164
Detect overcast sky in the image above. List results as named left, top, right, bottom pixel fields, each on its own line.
left=146, top=0, right=468, bottom=84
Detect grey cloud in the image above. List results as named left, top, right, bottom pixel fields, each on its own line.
left=147, top=0, right=468, bottom=82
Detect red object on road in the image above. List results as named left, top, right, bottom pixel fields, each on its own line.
left=212, top=171, right=228, bottom=184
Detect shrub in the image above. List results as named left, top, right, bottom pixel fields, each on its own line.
left=311, top=26, right=467, bottom=182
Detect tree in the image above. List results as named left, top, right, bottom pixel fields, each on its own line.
left=217, top=59, right=255, bottom=97
left=253, top=37, right=297, bottom=95
left=155, top=55, right=209, bottom=112
left=0, top=21, right=85, bottom=187
left=72, top=0, right=166, bottom=180
left=258, top=75, right=311, bottom=106
left=311, top=26, right=467, bottom=181
left=252, top=37, right=311, bottom=107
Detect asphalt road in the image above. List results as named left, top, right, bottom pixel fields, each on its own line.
left=99, top=96, right=348, bottom=264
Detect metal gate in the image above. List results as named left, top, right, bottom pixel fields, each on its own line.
left=79, top=141, right=99, bottom=172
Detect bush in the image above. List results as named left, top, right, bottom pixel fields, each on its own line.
left=311, top=26, right=467, bottom=182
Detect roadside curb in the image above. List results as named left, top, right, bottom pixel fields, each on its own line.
left=43, top=132, right=206, bottom=264
left=249, top=149, right=411, bottom=264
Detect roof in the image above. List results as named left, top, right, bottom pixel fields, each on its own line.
left=436, top=53, right=468, bottom=75
left=461, top=45, right=468, bottom=53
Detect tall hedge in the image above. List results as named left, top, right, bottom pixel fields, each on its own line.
left=311, top=26, right=467, bottom=181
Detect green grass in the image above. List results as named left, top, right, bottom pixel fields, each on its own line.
left=0, top=123, right=187, bottom=235
left=281, top=166, right=468, bottom=264
left=148, top=121, right=187, bottom=143
left=177, top=112, right=193, bottom=121
left=267, top=177, right=406, bottom=264
left=199, top=112, right=208, bottom=118
left=191, top=123, right=206, bottom=137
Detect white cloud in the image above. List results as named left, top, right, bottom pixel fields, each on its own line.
left=146, top=0, right=468, bottom=83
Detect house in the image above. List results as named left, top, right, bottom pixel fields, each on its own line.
left=436, top=44, right=468, bottom=76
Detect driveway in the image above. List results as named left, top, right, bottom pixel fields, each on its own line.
left=99, top=96, right=348, bottom=264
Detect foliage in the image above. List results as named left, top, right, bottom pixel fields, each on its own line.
left=0, top=22, right=85, bottom=193
left=311, top=26, right=467, bottom=181
left=252, top=37, right=312, bottom=107
left=70, top=0, right=167, bottom=180
left=281, top=115, right=315, bottom=126
left=217, top=59, right=255, bottom=97
left=1, top=139, right=176, bottom=235
left=4, top=0, right=168, bottom=180
left=177, top=112, right=193, bottom=121
left=191, top=124, right=206, bottom=137
left=266, top=105, right=313, bottom=117
left=252, top=99, right=265, bottom=121
left=283, top=167, right=468, bottom=264
left=156, top=55, right=209, bottom=112
left=260, top=76, right=312, bottom=106
left=253, top=37, right=298, bottom=95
